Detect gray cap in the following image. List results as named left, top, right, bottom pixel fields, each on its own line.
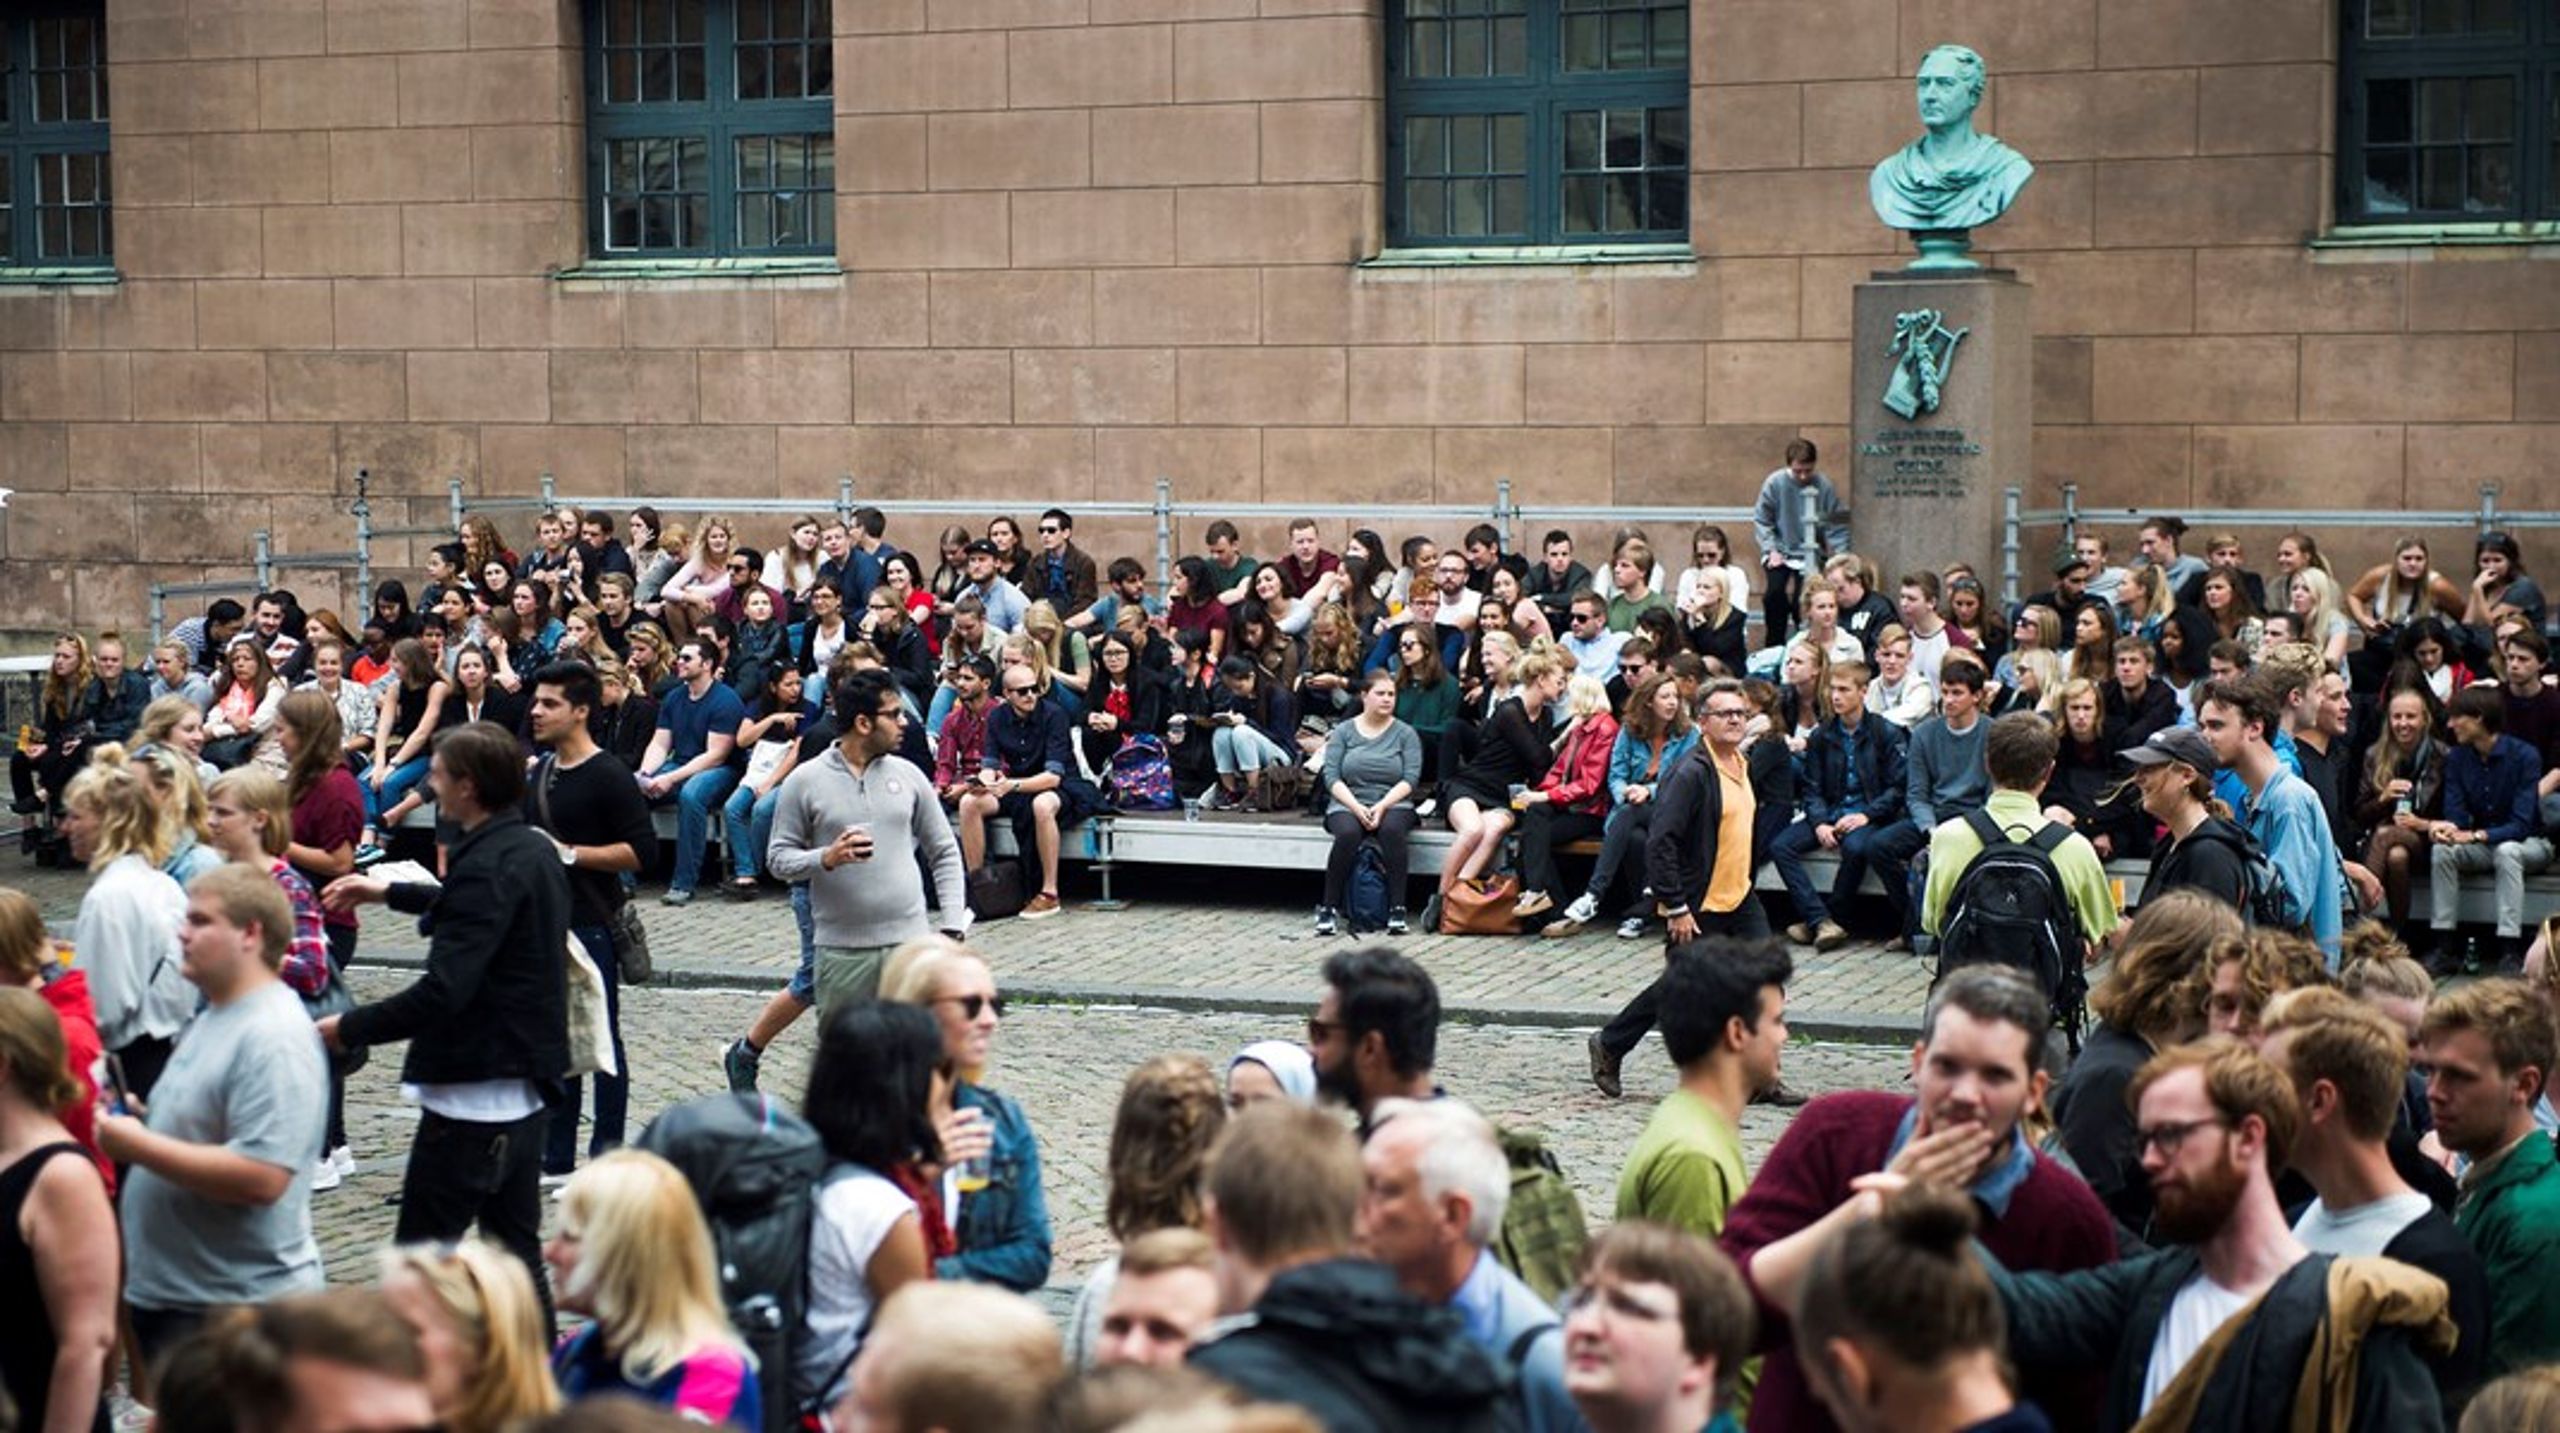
left=2120, top=725, right=2217, bottom=774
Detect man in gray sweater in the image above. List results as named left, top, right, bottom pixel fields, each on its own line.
left=1867, top=653, right=1993, bottom=952
left=767, top=668, right=970, bottom=1020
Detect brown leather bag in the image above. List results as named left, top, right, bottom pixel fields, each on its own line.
left=1439, top=875, right=1521, bottom=935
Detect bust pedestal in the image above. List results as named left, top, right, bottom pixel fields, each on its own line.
left=1849, top=268, right=2031, bottom=600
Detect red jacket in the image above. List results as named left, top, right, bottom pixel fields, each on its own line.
left=1536, top=712, right=1618, bottom=815
left=40, top=969, right=114, bottom=1195
left=1720, top=1091, right=2112, bottom=1433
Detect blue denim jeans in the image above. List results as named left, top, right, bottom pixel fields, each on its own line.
left=788, top=882, right=817, bottom=1003
left=722, top=784, right=783, bottom=881
left=367, top=756, right=432, bottom=825
left=544, top=922, right=628, bottom=1173
left=1211, top=723, right=1290, bottom=775
left=1770, top=814, right=1887, bottom=927
left=651, top=765, right=740, bottom=894
left=927, top=682, right=959, bottom=740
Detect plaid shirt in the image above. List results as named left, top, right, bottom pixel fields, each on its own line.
left=270, top=858, right=332, bottom=997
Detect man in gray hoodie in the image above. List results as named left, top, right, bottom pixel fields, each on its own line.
left=767, top=668, right=969, bottom=1019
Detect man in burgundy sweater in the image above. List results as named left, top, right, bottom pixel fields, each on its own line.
left=1720, top=967, right=2116, bottom=1433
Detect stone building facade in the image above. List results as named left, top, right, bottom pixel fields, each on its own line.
left=0, top=0, right=2553, bottom=631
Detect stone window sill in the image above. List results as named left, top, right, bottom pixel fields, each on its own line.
left=1359, top=243, right=1697, bottom=273
left=2311, top=221, right=2560, bottom=257
left=554, top=256, right=845, bottom=289
left=0, top=266, right=118, bottom=289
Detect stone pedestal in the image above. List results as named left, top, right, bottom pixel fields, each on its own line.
left=1849, top=270, right=2031, bottom=598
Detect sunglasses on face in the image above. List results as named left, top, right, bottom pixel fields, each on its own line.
left=938, top=993, right=1007, bottom=1019
left=1039, top=525, right=1063, bottom=535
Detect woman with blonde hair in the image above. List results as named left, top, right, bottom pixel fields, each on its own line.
left=58, top=755, right=189, bottom=1098
left=544, top=1149, right=759, bottom=1428
left=457, top=514, right=514, bottom=589
left=881, top=939, right=1053, bottom=1294
left=2285, top=564, right=2354, bottom=667
left=2051, top=889, right=2239, bottom=1235
left=623, top=620, right=677, bottom=697
left=1776, top=637, right=1831, bottom=747
left=379, top=1239, right=561, bottom=1433
left=9, top=632, right=95, bottom=817
left=132, top=693, right=215, bottom=782
left=1064, top=1053, right=1227, bottom=1368
left=1514, top=673, right=1620, bottom=919
left=1678, top=567, right=1748, bottom=676
left=122, top=744, right=224, bottom=891
left=662, top=516, right=739, bottom=618
left=1436, top=649, right=1566, bottom=908
left=0, top=984, right=119, bottom=1432
left=1021, top=599, right=1090, bottom=711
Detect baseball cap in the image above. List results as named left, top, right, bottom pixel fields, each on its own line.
left=963, top=539, right=1000, bottom=557
left=2120, top=726, right=2217, bottom=773
left=2054, top=554, right=2092, bottom=578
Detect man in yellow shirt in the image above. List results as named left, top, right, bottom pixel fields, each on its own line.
left=1920, top=712, right=2120, bottom=960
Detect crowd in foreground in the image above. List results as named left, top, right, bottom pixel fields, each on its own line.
left=7, top=454, right=2560, bottom=1430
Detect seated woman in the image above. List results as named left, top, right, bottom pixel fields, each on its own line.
left=372, top=645, right=518, bottom=835
left=202, top=639, right=286, bottom=772
left=1161, top=627, right=1224, bottom=794
left=796, top=1000, right=940, bottom=1415
left=1543, top=672, right=1699, bottom=940
left=1229, top=601, right=1303, bottom=699
left=2044, top=677, right=2144, bottom=860
left=882, top=939, right=1053, bottom=1294
left=1022, top=601, right=1090, bottom=716
left=859, top=586, right=937, bottom=708
left=360, top=639, right=449, bottom=849
left=1946, top=575, right=2010, bottom=667
left=1315, top=670, right=1423, bottom=938
left=1248, top=562, right=1316, bottom=637
left=546, top=1150, right=761, bottom=1429
left=1294, top=602, right=1366, bottom=752
left=1078, top=632, right=1165, bottom=777
left=1679, top=569, right=1749, bottom=677
left=1200, top=656, right=1298, bottom=813
left=1163, top=557, right=1228, bottom=666
left=721, top=665, right=819, bottom=897
left=1436, top=649, right=1565, bottom=908
left=1514, top=674, right=1621, bottom=919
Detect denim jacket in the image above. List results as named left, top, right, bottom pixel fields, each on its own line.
left=1607, top=725, right=1700, bottom=804
left=941, top=1083, right=1054, bottom=1292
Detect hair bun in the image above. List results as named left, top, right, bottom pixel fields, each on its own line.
left=1878, top=1185, right=1979, bottom=1255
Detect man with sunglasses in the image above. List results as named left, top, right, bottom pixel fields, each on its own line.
left=958, top=668, right=1098, bottom=921
left=1024, top=507, right=1099, bottom=620
left=1562, top=591, right=1629, bottom=684
left=768, top=669, right=968, bottom=1021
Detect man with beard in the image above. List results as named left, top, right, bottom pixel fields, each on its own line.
left=1308, top=946, right=1441, bottom=1129
left=1718, top=967, right=2114, bottom=1433
left=1983, top=1042, right=2456, bottom=1431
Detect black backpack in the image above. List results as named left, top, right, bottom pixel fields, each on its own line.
left=1936, top=810, right=2087, bottom=1052
left=1347, top=840, right=1391, bottom=934
left=2177, top=822, right=2303, bottom=932
left=635, top=1093, right=830, bottom=1433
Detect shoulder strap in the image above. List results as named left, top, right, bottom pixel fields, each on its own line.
left=1962, top=808, right=2005, bottom=847
left=2027, top=821, right=2072, bottom=855
left=533, top=753, right=558, bottom=831
left=1507, top=1321, right=1561, bottom=1368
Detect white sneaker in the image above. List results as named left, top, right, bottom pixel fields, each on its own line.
left=328, top=1145, right=355, bottom=1177
left=1561, top=893, right=1600, bottom=926
left=311, top=1158, right=343, bottom=1192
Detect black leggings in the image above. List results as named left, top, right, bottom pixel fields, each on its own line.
left=1519, top=804, right=1607, bottom=898
left=1323, top=807, right=1418, bottom=909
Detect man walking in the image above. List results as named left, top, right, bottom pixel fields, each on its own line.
left=2420, top=978, right=2560, bottom=1377
left=320, top=722, right=570, bottom=1313
left=523, top=662, right=656, bottom=1179
left=102, top=865, right=329, bottom=1373
left=1589, top=680, right=1769, bottom=1098
left=766, top=669, right=968, bottom=1021
left=2198, top=672, right=2346, bottom=960
left=1615, top=939, right=1793, bottom=1242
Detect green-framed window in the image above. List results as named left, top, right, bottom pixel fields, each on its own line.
left=584, top=0, right=836, bottom=259
left=0, top=3, right=112, bottom=270
left=2339, top=0, right=2556, bottom=222
left=1385, top=0, right=1688, bottom=247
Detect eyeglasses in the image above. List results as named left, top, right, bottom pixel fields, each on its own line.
left=936, top=993, right=1007, bottom=1019
left=1704, top=707, right=1750, bottom=721
left=2135, top=1117, right=2227, bottom=1158
left=726, top=562, right=750, bottom=574
left=871, top=705, right=906, bottom=722
left=1398, top=640, right=1425, bottom=652
left=1306, top=1016, right=1340, bottom=1043
left=1558, top=1281, right=1679, bottom=1325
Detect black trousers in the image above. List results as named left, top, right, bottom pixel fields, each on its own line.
left=1762, top=564, right=1803, bottom=645
left=1519, top=805, right=1608, bottom=899
left=1597, top=898, right=1773, bottom=1059
left=397, top=1106, right=554, bottom=1333
left=1323, top=807, right=1418, bottom=909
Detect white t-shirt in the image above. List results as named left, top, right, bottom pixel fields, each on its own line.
left=797, top=1166, right=918, bottom=1408
left=2292, top=1190, right=2431, bottom=1258
left=1908, top=623, right=1956, bottom=691
left=2140, top=1272, right=2262, bottom=1412
left=1435, top=586, right=1484, bottom=628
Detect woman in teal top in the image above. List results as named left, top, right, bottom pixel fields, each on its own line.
left=1391, top=630, right=1460, bottom=781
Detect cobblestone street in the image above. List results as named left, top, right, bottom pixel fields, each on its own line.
left=319, top=969, right=1914, bottom=1314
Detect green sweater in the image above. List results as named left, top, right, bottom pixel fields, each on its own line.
left=2455, top=1128, right=2560, bottom=1377
left=1395, top=675, right=1459, bottom=742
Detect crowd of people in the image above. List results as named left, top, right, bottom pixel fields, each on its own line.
left=6, top=441, right=2560, bottom=1430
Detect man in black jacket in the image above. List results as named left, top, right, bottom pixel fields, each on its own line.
left=2259, top=987, right=2487, bottom=1420
left=1587, top=679, right=1772, bottom=1099
left=1767, top=662, right=1907, bottom=951
left=1190, top=1101, right=1514, bottom=1433
left=320, top=720, right=571, bottom=1315
left=2102, top=637, right=2180, bottom=756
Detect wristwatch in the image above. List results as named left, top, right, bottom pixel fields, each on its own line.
left=557, top=841, right=577, bottom=867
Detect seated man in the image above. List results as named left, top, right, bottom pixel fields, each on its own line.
left=924, top=595, right=1005, bottom=735
left=1562, top=590, right=1631, bottom=686
left=1767, top=660, right=1906, bottom=951
left=955, top=668, right=1099, bottom=921
left=1871, top=653, right=1991, bottom=951
left=1360, top=586, right=1464, bottom=677
left=2427, top=685, right=2551, bottom=973
left=1522, top=530, right=1592, bottom=633
left=957, top=539, right=1030, bottom=634
left=1719, top=967, right=2116, bottom=1433
left=932, top=655, right=998, bottom=807
left=1024, top=507, right=1099, bottom=620
left=2102, top=636, right=2179, bottom=756
left=635, top=640, right=746, bottom=906
left=1073, top=556, right=1163, bottom=634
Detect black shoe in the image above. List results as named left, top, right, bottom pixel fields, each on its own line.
left=1385, top=906, right=1410, bottom=936
left=2496, top=936, right=2528, bottom=974
left=1588, top=1031, right=1623, bottom=1100
left=721, top=1038, right=761, bottom=1094
left=1751, top=1079, right=1810, bottom=1109
left=9, top=797, right=44, bottom=815
left=2422, top=942, right=2464, bottom=981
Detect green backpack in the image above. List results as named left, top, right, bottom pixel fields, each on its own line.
left=1492, top=1123, right=1589, bottom=1304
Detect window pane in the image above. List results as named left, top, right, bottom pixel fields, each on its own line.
left=678, top=40, right=706, bottom=100
left=1607, top=172, right=1640, bottom=228
left=1565, top=110, right=1600, bottom=169
left=1409, top=180, right=1447, bottom=235
left=740, top=0, right=770, bottom=40
left=1451, top=177, right=1489, bottom=233
left=1651, top=7, right=1686, bottom=67
left=1451, top=18, right=1486, bottom=75
left=1648, top=169, right=1685, bottom=229
left=1493, top=177, right=1525, bottom=233
left=1649, top=107, right=1686, bottom=168
left=2417, top=0, right=2459, bottom=32
left=1609, top=11, right=1646, bottom=68
left=2363, top=148, right=2414, bottom=211
left=1562, top=175, right=1602, bottom=233
left=2367, top=78, right=2412, bottom=144
left=738, top=45, right=770, bottom=99
left=2418, top=78, right=2462, bottom=141
left=2473, top=0, right=2515, bottom=30
left=2419, top=146, right=2462, bottom=208
left=1493, top=113, right=1525, bottom=170
left=1410, top=20, right=1445, bottom=76
left=1451, top=114, right=1486, bottom=169
left=1406, top=116, right=1441, bottom=174
left=1493, top=16, right=1527, bottom=72
left=1564, top=14, right=1602, bottom=69
left=2466, top=143, right=2514, bottom=210
left=2467, top=75, right=2513, bottom=139
left=1606, top=109, right=1643, bottom=167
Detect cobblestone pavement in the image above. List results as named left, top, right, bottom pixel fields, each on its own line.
left=315, top=968, right=1914, bottom=1314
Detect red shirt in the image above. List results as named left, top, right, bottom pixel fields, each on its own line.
left=290, top=766, right=367, bottom=931
left=39, top=971, right=113, bottom=1194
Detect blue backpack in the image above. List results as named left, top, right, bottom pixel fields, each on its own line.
left=1347, top=840, right=1391, bottom=933
left=1105, top=735, right=1178, bottom=810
